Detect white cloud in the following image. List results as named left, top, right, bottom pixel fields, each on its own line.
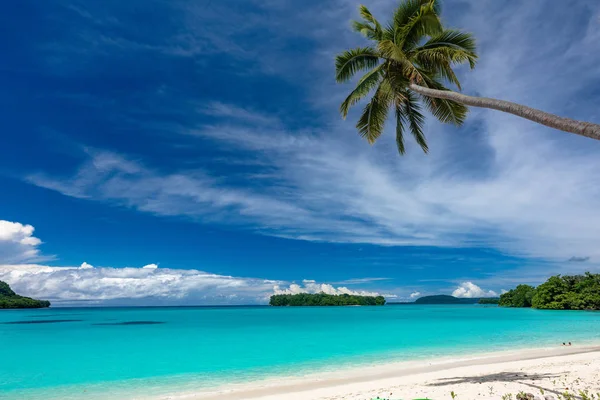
left=410, top=291, right=421, bottom=299
left=0, top=220, right=45, bottom=263
left=0, top=221, right=393, bottom=305
left=0, top=263, right=278, bottom=306
left=452, top=282, right=498, bottom=298
left=0, top=263, right=392, bottom=306
left=273, top=281, right=382, bottom=297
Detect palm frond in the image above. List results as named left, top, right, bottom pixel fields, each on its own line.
left=355, top=5, right=383, bottom=40
left=402, top=91, right=428, bottom=152
left=418, top=76, right=468, bottom=125
left=415, top=30, right=477, bottom=68
left=396, top=1, right=442, bottom=51
left=394, top=103, right=407, bottom=154
left=340, top=65, right=384, bottom=118
left=335, top=47, right=380, bottom=83
left=356, top=82, right=392, bottom=143
left=352, top=21, right=378, bottom=40
left=415, top=52, right=462, bottom=89
left=378, top=40, right=406, bottom=63
left=392, top=0, right=438, bottom=30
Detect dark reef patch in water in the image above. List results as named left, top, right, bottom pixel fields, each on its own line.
left=2, top=319, right=82, bottom=324
left=93, top=321, right=165, bottom=326
left=29, top=314, right=83, bottom=318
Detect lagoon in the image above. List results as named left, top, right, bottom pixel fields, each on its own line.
left=1, top=305, right=599, bottom=399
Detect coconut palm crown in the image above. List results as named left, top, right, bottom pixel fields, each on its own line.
left=336, top=0, right=477, bottom=154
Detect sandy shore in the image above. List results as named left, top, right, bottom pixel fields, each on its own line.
left=165, top=346, right=600, bottom=400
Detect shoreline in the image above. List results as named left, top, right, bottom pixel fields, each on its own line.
left=163, top=345, right=600, bottom=400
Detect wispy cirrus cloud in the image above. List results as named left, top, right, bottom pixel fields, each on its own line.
left=17, top=0, right=600, bottom=274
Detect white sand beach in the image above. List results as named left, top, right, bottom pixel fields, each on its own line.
left=168, top=346, right=600, bottom=400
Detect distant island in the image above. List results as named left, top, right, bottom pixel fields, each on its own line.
left=499, top=272, right=600, bottom=310
left=269, top=293, right=386, bottom=306
left=0, top=281, right=50, bottom=309
left=389, top=295, right=499, bottom=305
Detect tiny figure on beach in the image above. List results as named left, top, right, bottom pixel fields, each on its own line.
left=568, top=342, right=572, bottom=346
left=562, top=342, right=566, bottom=346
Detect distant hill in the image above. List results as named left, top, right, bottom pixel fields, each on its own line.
left=0, top=281, right=50, bottom=309
left=415, top=295, right=479, bottom=304
left=389, top=295, right=499, bottom=305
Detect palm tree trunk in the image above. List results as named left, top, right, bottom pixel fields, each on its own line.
left=409, top=84, right=600, bottom=141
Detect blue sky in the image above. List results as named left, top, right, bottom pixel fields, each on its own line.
left=1, top=0, right=600, bottom=305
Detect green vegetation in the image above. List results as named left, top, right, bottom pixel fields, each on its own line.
left=532, top=273, right=600, bottom=310
left=269, top=293, right=385, bottom=306
left=0, top=281, right=50, bottom=309
left=498, top=285, right=536, bottom=308
left=336, top=0, right=600, bottom=153
left=499, top=273, right=600, bottom=310
left=478, top=298, right=499, bottom=305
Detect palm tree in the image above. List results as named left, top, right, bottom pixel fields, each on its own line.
left=336, top=0, right=600, bottom=154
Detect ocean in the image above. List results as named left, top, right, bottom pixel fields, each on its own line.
left=1, top=305, right=599, bottom=399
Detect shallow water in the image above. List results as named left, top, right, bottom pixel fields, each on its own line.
left=1, top=305, right=599, bottom=399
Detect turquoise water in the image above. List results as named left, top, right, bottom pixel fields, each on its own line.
left=1, top=305, right=599, bottom=399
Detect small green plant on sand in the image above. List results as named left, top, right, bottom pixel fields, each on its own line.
left=450, top=391, right=457, bottom=399
left=516, top=391, right=528, bottom=400
left=580, top=390, right=591, bottom=400
left=562, top=391, right=574, bottom=400
left=540, top=388, right=545, bottom=395
left=502, top=394, right=514, bottom=400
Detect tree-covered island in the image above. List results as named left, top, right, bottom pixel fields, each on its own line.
left=0, top=281, right=51, bottom=309
left=269, top=293, right=386, bottom=306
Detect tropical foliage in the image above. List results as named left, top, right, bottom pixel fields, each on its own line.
left=0, top=281, right=51, bottom=309
left=478, top=298, right=500, bottom=305
left=335, top=0, right=477, bottom=153
left=498, top=285, right=536, bottom=308
left=499, top=273, right=600, bottom=310
left=269, top=293, right=385, bottom=306
left=532, top=273, right=600, bottom=310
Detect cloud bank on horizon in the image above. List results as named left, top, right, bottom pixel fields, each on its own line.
left=0, top=219, right=479, bottom=304
left=0, top=219, right=395, bottom=304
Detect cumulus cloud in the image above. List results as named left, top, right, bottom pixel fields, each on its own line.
left=452, top=282, right=498, bottom=298
left=0, top=220, right=45, bottom=263
left=273, top=280, right=382, bottom=297
left=142, top=263, right=158, bottom=269
left=410, top=291, right=421, bottom=299
left=79, top=262, right=94, bottom=269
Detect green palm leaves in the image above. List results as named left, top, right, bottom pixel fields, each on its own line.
left=336, top=0, right=477, bottom=154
